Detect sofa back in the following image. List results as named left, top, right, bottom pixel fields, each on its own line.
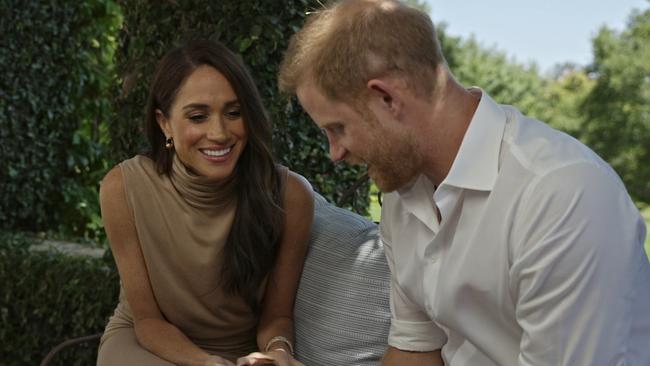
left=294, top=194, right=391, bottom=365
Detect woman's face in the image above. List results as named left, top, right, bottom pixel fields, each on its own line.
left=157, top=65, right=247, bottom=181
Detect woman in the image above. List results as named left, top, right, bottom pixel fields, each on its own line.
left=97, top=39, right=313, bottom=366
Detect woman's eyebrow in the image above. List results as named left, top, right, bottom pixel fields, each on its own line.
left=181, top=103, right=210, bottom=111
left=223, top=100, right=240, bottom=108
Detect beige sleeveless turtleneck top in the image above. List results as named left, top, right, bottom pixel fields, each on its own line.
left=101, top=154, right=283, bottom=360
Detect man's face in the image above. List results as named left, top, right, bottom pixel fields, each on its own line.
left=296, top=80, right=421, bottom=192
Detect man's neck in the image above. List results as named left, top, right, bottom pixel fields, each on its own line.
left=418, top=77, right=480, bottom=187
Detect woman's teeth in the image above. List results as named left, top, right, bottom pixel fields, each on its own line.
left=202, top=147, right=231, bottom=157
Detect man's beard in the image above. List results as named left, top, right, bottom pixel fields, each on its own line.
left=364, top=131, right=421, bottom=193
left=349, top=108, right=421, bottom=192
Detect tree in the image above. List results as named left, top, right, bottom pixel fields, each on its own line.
left=581, top=8, right=650, bottom=204
left=438, top=28, right=548, bottom=119
left=540, top=66, right=594, bottom=136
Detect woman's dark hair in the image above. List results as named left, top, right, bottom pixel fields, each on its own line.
left=144, top=39, right=284, bottom=312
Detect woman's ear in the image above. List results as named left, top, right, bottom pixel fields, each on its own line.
left=156, top=109, right=172, bottom=138
left=366, top=78, right=403, bottom=118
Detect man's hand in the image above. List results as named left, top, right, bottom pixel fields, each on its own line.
left=381, top=346, right=444, bottom=366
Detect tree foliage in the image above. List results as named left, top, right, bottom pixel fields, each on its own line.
left=582, top=9, right=650, bottom=203
left=540, top=66, right=594, bottom=136
left=110, top=0, right=370, bottom=214
left=438, top=27, right=548, bottom=119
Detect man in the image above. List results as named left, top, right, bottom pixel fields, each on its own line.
left=278, top=0, right=650, bottom=365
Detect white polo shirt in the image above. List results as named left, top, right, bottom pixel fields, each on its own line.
left=380, top=91, right=650, bottom=365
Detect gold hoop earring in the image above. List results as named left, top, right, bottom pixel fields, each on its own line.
left=165, top=137, right=174, bottom=149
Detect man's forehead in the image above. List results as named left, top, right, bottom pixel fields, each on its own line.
left=296, top=84, right=352, bottom=128
left=296, top=79, right=331, bottom=110
left=296, top=75, right=320, bottom=97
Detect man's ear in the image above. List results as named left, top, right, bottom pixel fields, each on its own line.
left=366, top=78, right=403, bottom=118
left=155, top=109, right=172, bottom=138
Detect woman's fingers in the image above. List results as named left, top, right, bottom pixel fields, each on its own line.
left=236, top=352, right=277, bottom=365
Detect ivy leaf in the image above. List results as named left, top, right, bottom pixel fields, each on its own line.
left=238, top=37, right=253, bottom=52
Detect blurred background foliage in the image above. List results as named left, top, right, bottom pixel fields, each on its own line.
left=582, top=9, right=650, bottom=204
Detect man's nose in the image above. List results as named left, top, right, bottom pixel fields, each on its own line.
left=327, top=134, right=347, bottom=162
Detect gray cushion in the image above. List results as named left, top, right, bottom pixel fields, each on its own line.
left=294, top=193, right=390, bottom=366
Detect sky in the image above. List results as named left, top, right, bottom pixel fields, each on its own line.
left=423, top=0, right=649, bottom=73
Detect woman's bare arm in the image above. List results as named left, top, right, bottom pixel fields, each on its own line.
left=239, top=171, right=313, bottom=366
left=100, top=166, right=232, bottom=366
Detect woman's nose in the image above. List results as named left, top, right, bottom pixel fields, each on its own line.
left=206, top=118, right=230, bottom=142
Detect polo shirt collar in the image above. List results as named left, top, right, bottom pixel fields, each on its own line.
left=440, top=89, right=506, bottom=192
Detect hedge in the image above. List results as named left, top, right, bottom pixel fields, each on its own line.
left=110, top=0, right=370, bottom=214
left=1, top=0, right=371, bottom=238
left=0, top=232, right=119, bottom=366
left=0, top=0, right=121, bottom=237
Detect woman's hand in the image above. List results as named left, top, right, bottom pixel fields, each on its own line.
left=204, top=354, right=236, bottom=366
left=236, top=350, right=304, bottom=366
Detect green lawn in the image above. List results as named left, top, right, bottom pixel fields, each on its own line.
left=368, top=184, right=382, bottom=223
left=368, top=189, right=650, bottom=260
left=642, top=205, right=650, bottom=260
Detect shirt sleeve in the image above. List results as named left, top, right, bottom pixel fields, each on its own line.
left=381, top=231, right=447, bottom=352
left=511, top=162, right=648, bottom=365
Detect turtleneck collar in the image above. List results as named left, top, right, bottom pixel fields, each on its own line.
left=169, top=153, right=238, bottom=210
